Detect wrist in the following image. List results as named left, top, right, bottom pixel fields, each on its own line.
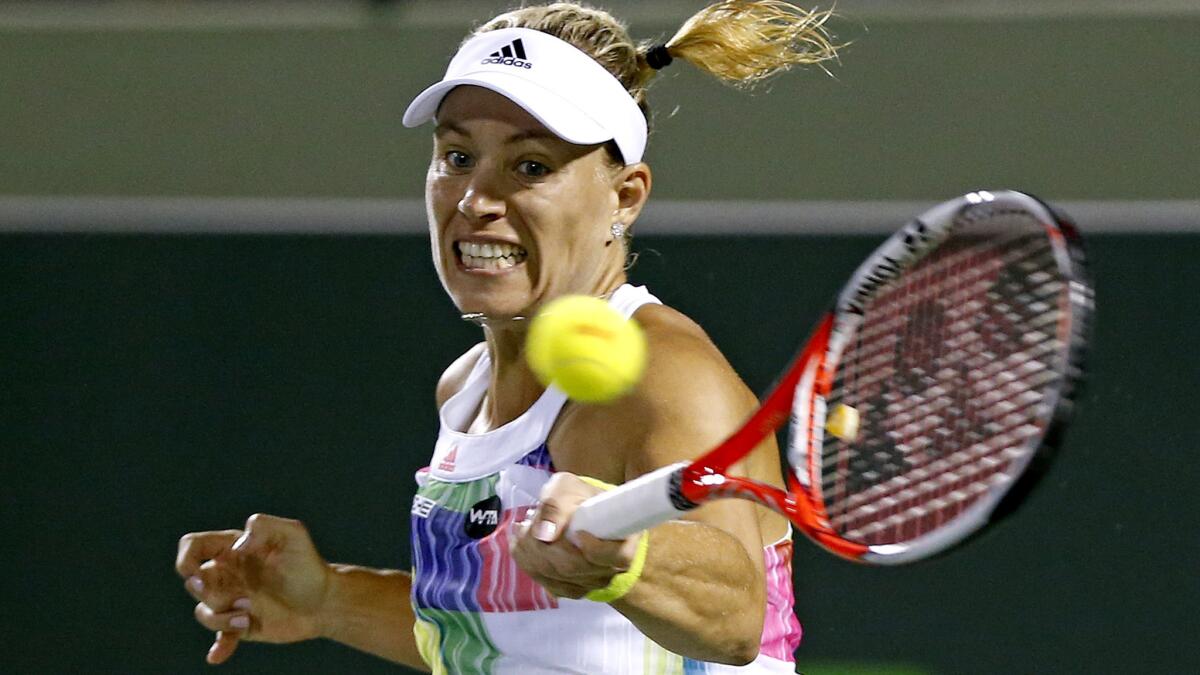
left=574, top=475, right=651, bottom=604
left=315, top=562, right=349, bottom=641
left=313, top=563, right=415, bottom=648
left=584, top=528, right=650, bottom=603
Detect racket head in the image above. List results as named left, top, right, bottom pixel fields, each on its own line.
left=788, top=190, right=1092, bottom=564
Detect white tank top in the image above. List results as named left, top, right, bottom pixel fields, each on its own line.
left=410, top=284, right=801, bottom=674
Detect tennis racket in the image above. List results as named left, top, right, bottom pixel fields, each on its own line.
left=568, top=189, right=1092, bottom=564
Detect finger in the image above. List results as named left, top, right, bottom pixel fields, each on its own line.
left=539, top=579, right=591, bottom=600
left=184, top=575, right=204, bottom=603
left=531, top=473, right=592, bottom=543
left=206, top=630, right=242, bottom=665
left=193, top=601, right=253, bottom=634
left=176, top=530, right=242, bottom=578
left=509, top=523, right=533, bottom=564
left=509, top=539, right=592, bottom=597
left=232, top=513, right=307, bottom=559
left=195, top=556, right=246, bottom=610
left=528, top=502, right=564, bottom=543
left=510, top=516, right=531, bottom=543
left=512, top=529, right=601, bottom=584
left=510, top=523, right=568, bottom=578
left=574, top=531, right=639, bottom=570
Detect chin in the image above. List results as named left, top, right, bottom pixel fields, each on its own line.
left=442, top=256, right=538, bottom=319
left=449, top=286, right=533, bottom=321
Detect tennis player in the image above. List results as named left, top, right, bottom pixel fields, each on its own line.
left=176, top=2, right=839, bottom=672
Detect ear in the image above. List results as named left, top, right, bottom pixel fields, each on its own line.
left=612, top=162, right=652, bottom=231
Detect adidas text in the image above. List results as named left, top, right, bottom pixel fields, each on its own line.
left=481, top=56, right=532, bottom=69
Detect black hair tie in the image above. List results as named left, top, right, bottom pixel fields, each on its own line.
left=646, top=44, right=674, bottom=70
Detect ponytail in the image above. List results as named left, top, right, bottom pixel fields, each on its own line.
left=474, top=1, right=841, bottom=132
left=638, top=1, right=840, bottom=88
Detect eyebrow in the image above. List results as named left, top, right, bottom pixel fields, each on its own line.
left=434, top=122, right=561, bottom=145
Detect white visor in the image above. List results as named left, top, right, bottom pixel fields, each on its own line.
left=403, top=27, right=648, bottom=164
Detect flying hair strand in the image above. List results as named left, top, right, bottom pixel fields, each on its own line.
left=655, top=1, right=842, bottom=87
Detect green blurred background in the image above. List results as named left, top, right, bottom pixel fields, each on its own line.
left=2, top=1, right=1198, bottom=673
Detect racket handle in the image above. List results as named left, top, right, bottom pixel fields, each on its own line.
left=567, top=461, right=693, bottom=540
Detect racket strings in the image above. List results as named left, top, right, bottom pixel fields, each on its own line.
left=828, top=233, right=1044, bottom=479
left=847, top=236, right=1059, bottom=375
left=820, top=219, right=1067, bottom=545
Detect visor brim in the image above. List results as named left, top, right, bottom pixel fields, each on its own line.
left=402, top=72, right=612, bottom=147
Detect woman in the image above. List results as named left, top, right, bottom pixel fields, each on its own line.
left=176, top=2, right=839, bottom=672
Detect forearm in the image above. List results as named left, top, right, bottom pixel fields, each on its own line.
left=319, top=564, right=428, bottom=671
left=613, top=521, right=765, bottom=666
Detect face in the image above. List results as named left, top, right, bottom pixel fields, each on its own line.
left=426, top=86, right=644, bottom=320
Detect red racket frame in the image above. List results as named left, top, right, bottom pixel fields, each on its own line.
left=569, top=190, right=1089, bottom=565
left=674, top=314, right=870, bottom=559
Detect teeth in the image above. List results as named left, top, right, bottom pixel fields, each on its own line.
left=458, top=241, right=528, bottom=269
left=460, top=241, right=524, bottom=258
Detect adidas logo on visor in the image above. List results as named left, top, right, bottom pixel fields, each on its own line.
left=480, top=38, right=532, bottom=69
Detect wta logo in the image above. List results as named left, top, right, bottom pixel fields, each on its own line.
left=464, top=495, right=502, bottom=539
left=481, top=38, right=532, bottom=69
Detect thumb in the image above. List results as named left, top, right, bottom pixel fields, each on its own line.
left=532, top=473, right=595, bottom=543
left=230, top=517, right=271, bottom=557
left=530, top=497, right=566, bottom=543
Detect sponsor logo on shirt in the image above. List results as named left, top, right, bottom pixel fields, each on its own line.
left=464, top=495, right=502, bottom=539
left=412, top=494, right=437, bottom=518
left=438, top=446, right=458, bottom=472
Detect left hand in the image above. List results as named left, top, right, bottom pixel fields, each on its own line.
left=510, top=472, right=644, bottom=599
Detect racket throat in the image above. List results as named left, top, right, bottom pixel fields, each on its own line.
left=670, top=466, right=703, bottom=511
left=681, top=469, right=788, bottom=515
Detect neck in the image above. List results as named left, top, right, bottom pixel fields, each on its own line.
left=475, top=273, right=627, bottom=429
left=475, top=319, right=545, bottom=430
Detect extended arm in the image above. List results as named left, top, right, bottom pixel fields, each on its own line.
left=511, top=306, right=785, bottom=665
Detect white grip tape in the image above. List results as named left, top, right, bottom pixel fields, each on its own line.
left=567, top=461, right=692, bottom=540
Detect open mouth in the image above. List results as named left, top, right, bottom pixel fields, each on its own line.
left=456, top=240, right=528, bottom=271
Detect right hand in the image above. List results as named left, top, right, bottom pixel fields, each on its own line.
left=175, top=514, right=331, bottom=664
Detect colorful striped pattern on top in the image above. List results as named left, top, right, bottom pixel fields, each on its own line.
left=761, top=537, right=802, bottom=660
left=411, top=459, right=559, bottom=673
left=409, top=284, right=802, bottom=674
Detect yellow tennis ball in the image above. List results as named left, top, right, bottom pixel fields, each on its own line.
left=526, top=295, right=646, bottom=403
left=825, top=403, right=861, bottom=442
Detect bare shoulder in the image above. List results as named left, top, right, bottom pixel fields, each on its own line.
left=435, top=342, right=487, bottom=408
left=551, top=301, right=789, bottom=543
left=550, top=303, right=760, bottom=481
left=633, top=303, right=757, bottom=409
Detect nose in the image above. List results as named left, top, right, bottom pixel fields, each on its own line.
left=457, top=173, right=506, bottom=222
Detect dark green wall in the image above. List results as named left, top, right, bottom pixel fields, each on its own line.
left=3, top=14, right=1198, bottom=201
left=3, top=231, right=1198, bottom=673
left=3, top=5, right=1198, bottom=673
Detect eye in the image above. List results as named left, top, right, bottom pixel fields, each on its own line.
left=516, top=160, right=551, bottom=179
left=444, top=150, right=473, bottom=170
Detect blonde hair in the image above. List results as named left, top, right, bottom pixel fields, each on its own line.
left=474, top=1, right=841, bottom=146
